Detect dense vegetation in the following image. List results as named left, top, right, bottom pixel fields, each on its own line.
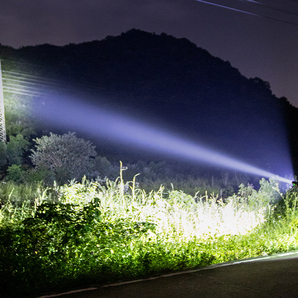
left=0, top=29, right=298, bottom=297
left=0, top=173, right=298, bottom=297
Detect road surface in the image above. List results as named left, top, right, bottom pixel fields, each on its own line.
left=39, top=251, right=298, bottom=298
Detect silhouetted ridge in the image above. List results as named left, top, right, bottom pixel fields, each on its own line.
left=0, top=29, right=297, bottom=174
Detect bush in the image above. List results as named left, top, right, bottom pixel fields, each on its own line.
left=0, top=198, right=156, bottom=296
left=274, top=186, right=298, bottom=219
left=1, top=177, right=298, bottom=297
left=93, top=156, right=119, bottom=180
left=30, top=132, right=97, bottom=184
left=6, top=134, right=30, bottom=165
left=6, top=164, right=25, bottom=183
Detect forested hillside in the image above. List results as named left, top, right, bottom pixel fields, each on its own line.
left=0, top=29, right=297, bottom=176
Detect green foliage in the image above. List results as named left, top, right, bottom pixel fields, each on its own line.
left=0, top=91, right=38, bottom=176
left=4, top=93, right=36, bottom=137
left=274, top=185, right=298, bottom=219
left=6, top=164, right=24, bottom=183
left=0, top=198, right=155, bottom=296
left=0, top=180, right=51, bottom=209
left=0, top=178, right=298, bottom=297
left=24, top=166, right=53, bottom=184
left=226, top=178, right=282, bottom=213
left=30, top=132, right=97, bottom=184
left=94, top=156, right=118, bottom=179
left=5, top=164, right=53, bottom=185
left=6, top=134, right=31, bottom=165
left=103, top=160, right=248, bottom=196
left=0, top=142, right=7, bottom=167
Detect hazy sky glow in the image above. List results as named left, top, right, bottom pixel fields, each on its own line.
left=0, top=0, right=298, bottom=107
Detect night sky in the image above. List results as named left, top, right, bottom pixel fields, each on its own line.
left=1, top=0, right=298, bottom=107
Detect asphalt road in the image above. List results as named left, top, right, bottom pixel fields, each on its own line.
left=39, top=251, right=298, bottom=298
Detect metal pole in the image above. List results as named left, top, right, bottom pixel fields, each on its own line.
left=0, top=60, right=6, bottom=142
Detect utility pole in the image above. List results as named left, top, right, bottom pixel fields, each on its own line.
left=0, top=60, right=6, bottom=142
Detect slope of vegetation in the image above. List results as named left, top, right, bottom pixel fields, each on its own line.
left=0, top=172, right=297, bottom=297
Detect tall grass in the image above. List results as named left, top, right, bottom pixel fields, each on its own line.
left=0, top=172, right=297, bottom=297
left=54, top=175, right=275, bottom=239
left=0, top=181, right=50, bottom=225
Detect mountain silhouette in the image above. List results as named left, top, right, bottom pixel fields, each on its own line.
left=0, top=29, right=297, bottom=175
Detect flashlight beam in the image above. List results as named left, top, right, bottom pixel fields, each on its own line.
left=37, top=94, right=293, bottom=185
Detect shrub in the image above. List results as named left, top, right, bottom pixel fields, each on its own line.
left=6, top=134, right=30, bottom=165
left=6, top=164, right=25, bottom=183
left=93, top=156, right=119, bottom=180
left=274, top=185, right=298, bottom=219
left=30, top=132, right=97, bottom=184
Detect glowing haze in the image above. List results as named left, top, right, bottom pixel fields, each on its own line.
left=35, top=91, right=293, bottom=185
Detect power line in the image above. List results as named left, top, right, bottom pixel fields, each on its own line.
left=237, top=0, right=298, bottom=18
left=194, top=0, right=258, bottom=16
left=261, top=13, right=298, bottom=27
left=194, top=0, right=298, bottom=27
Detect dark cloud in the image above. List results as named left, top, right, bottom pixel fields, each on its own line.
left=0, top=0, right=298, bottom=106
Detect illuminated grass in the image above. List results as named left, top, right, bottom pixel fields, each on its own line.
left=0, top=176, right=297, bottom=297
left=54, top=176, right=273, bottom=239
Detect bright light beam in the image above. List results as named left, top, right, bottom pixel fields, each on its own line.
left=36, top=93, right=293, bottom=185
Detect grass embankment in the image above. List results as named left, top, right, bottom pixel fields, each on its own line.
left=0, top=177, right=297, bottom=297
